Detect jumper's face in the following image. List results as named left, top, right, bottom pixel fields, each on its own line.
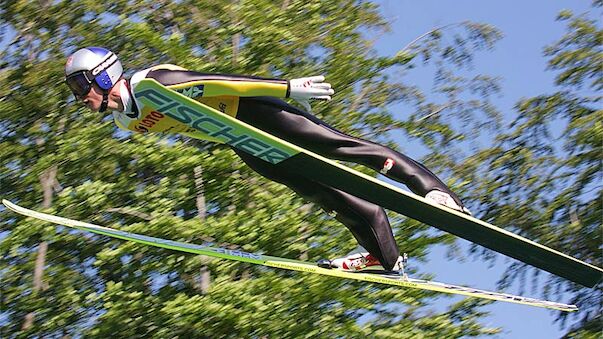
left=79, top=83, right=104, bottom=112
left=65, top=70, right=105, bottom=112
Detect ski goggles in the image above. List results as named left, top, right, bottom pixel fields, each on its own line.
left=65, top=71, right=94, bottom=98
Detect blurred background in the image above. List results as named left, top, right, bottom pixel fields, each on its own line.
left=0, top=0, right=600, bottom=337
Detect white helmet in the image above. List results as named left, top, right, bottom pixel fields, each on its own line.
left=65, top=47, right=123, bottom=111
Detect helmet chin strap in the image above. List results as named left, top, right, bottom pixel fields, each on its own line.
left=99, top=91, right=109, bottom=113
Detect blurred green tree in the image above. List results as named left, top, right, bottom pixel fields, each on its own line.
left=1, top=0, right=502, bottom=337
left=453, top=3, right=602, bottom=337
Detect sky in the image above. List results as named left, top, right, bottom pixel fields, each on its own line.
left=373, top=1, right=595, bottom=338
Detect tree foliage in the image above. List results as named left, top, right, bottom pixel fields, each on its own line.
left=454, top=3, right=602, bottom=336
left=2, top=0, right=576, bottom=337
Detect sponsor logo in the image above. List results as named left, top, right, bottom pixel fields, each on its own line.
left=134, top=111, right=165, bottom=133
left=175, top=84, right=205, bottom=98
left=91, top=53, right=118, bottom=76
left=136, top=87, right=295, bottom=164
left=380, top=158, right=395, bottom=174
left=213, top=248, right=262, bottom=260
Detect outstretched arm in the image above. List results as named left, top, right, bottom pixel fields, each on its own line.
left=146, top=68, right=334, bottom=110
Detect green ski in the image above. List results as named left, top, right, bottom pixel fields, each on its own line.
left=2, top=199, right=578, bottom=312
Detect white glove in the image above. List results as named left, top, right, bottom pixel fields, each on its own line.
left=289, top=75, right=334, bottom=112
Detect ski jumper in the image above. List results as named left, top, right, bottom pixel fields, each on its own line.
left=114, top=64, right=465, bottom=270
